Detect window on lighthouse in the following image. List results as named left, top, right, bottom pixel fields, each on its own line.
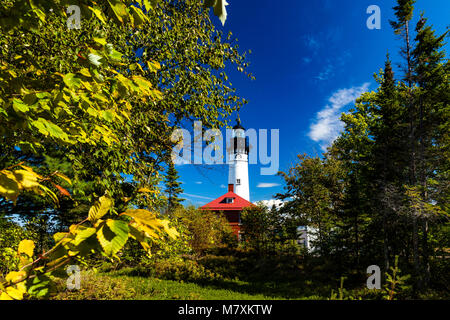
left=236, top=179, right=241, bottom=185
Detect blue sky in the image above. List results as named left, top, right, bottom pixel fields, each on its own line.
left=175, top=0, right=450, bottom=206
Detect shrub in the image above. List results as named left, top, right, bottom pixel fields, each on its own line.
left=153, top=257, right=221, bottom=283
left=0, top=219, right=37, bottom=274
left=174, top=206, right=236, bottom=254
left=51, top=270, right=135, bottom=300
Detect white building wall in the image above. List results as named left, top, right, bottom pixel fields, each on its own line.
left=228, top=153, right=249, bottom=201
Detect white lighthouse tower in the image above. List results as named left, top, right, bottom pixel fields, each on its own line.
left=228, top=118, right=250, bottom=201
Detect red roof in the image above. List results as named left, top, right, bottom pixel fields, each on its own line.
left=200, top=191, right=255, bottom=211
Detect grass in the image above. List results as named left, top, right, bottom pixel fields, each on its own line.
left=52, top=270, right=289, bottom=300
left=50, top=250, right=449, bottom=300
left=50, top=253, right=373, bottom=300
left=50, top=269, right=448, bottom=300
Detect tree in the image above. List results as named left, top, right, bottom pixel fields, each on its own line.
left=277, top=153, right=345, bottom=257
left=1, top=0, right=237, bottom=300
left=164, top=161, right=184, bottom=213
left=274, top=1, right=449, bottom=294
left=411, top=14, right=449, bottom=287
left=1, top=0, right=250, bottom=237
left=174, top=206, right=235, bottom=254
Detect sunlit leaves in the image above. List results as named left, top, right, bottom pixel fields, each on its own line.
left=87, top=5, right=107, bottom=24
left=72, top=227, right=96, bottom=246
left=108, top=0, right=129, bottom=23
left=18, top=240, right=35, bottom=258
left=121, top=209, right=178, bottom=239
left=0, top=171, right=20, bottom=203
left=12, top=99, right=30, bottom=113
left=96, top=219, right=129, bottom=257
left=53, top=172, right=72, bottom=185
left=88, top=195, right=114, bottom=222
left=0, top=165, right=57, bottom=205
left=1, top=271, right=28, bottom=300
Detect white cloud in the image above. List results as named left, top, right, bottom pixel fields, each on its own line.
left=195, top=181, right=203, bottom=185
left=256, top=183, right=281, bottom=188
left=308, top=83, right=370, bottom=151
left=254, top=199, right=284, bottom=209
left=220, top=184, right=227, bottom=189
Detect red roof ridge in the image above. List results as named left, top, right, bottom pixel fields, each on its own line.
left=200, top=191, right=255, bottom=210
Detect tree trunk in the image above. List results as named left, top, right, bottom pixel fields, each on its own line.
left=412, top=216, right=421, bottom=290
left=406, top=19, right=422, bottom=291
left=422, top=219, right=431, bottom=287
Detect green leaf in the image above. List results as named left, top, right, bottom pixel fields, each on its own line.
left=87, top=6, right=107, bottom=24
left=107, top=0, right=129, bottom=23
left=28, top=0, right=46, bottom=22
left=101, top=110, right=114, bottom=122
left=73, top=227, right=96, bottom=246
left=53, top=232, right=69, bottom=243
left=130, top=6, right=148, bottom=26
left=27, top=275, right=51, bottom=298
left=12, top=99, right=30, bottom=113
left=63, top=73, right=82, bottom=89
left=96, top=219, right=129, bottom=257
left=31, top=118, right=49, bottom=136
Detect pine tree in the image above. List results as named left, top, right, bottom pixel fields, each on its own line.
left=411, top=14, right=449, bottom=287
left=371, top=55, right=408, bottom=272
left=164, top=161, right=184, bottom=214
left=390, top=0, right=423, bottom=285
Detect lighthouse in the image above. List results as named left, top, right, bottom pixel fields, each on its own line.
left=228, top=118, right=250, bottom=202
left=200, top=118, right=254, bottom=238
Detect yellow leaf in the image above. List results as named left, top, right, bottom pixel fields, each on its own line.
left=53, top=232, right=69, bottom=243
left=6, top=286, right=24, bottom=300
left=18, top=240, right=35, bottom=258
left=107, top=0, right=129, bottom=23
left=93, top=37, right=107, bottom=46
left=121, top=209, right=162, bottom=230
left=0, top=292, right=13, bottom=300
left=159, top=220, right=179, bottom=239
left=88, top=6, right=107, bottom=24
left=5, top=271, right=27, bottom=283
left=19, top=165, right=44, bottom=179
left=131, top=221, right=159, bottom=239
left=78, top=68, right=91, bottom=77
left=54, top=172, right=72, bottom=185
left=146, top=60, right=161, bottom=72
left=0, top=170, right=20, bottom=203
left=88, top=195, right=114, bottom=222
left=13, top=169, right=40, bottom=189
left=122, top=209, right=178, bottom=239
left=128, top=224, right=152, bottom=252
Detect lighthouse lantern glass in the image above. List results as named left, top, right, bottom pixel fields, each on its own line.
left=234, top=128, right=245, bottom=138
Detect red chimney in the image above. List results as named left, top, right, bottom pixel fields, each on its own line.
left=228, top=184, right=234, bottom=192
